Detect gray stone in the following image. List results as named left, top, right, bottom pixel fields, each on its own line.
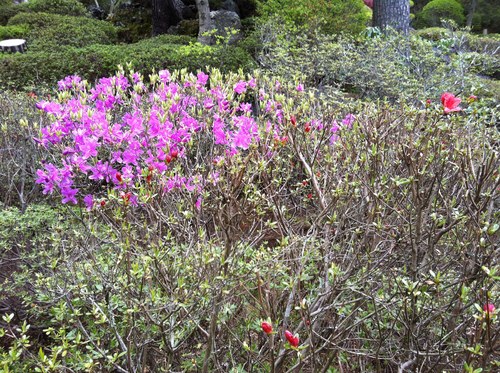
left=210, top=10, right=242, bottom=44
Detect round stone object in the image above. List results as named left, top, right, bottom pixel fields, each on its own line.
left=0, top=39, right=27, bottom=53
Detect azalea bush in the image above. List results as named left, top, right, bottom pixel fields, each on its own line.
left=1, top=69, right=499, bottom=372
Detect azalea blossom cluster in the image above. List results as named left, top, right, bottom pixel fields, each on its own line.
left=35, top=70, right=354, bottom=208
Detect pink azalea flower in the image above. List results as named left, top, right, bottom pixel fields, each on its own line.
left=441, top=92, right=462, bottom=114
left=234, top=80, right=247, bottom=94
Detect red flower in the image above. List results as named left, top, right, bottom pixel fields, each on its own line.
left=116, top=172, right=123, bottom=183
left=165, top=154, right=172, bottom=164
left=484, top=303, right=495, bottom=316
left=290, top=115, right=297, bottom=127
left=304, top=123, right=311, bottom=133
left=261, top=321, right=273, bottom=335
left=170, top=149, right=179, bottom=158
left=100, top=200, right=106, bottom=207
left=307, top=193, right=313, bottom=199
left=285, top=330, right=299, bottom=347
left=441, top=92, right=462, bottom=114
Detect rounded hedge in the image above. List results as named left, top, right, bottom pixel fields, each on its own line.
left=7, top=12, right=118, bottom=51
left=417, top=0, right=465, bottom=28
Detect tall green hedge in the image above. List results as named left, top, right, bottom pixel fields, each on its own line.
left=0, top=36, right=255, bottom=90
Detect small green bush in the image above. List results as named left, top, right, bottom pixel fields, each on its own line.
left=0, top=24, right=28, bottom=39
left=25, top=0, right=87, bottom=17
left=0, top=37, right=255, bottom=89
left=417, top=0, right=465, bottom=28
left=257, top=0, right=370, bottom=35
left=7, top=12, right=118, bottom=51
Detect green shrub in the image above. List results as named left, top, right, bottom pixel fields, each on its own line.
left=257, top=0, right=370, bottom=35
left=25, top=0, right=87, bottom=17
left=7, top=12, right=118, bottom=51
left=258, top=26, right=499, bottom=102
left=417, top=0, right=465, bottom=28
left=0, top=24, right=28, bottom=39
left=0, top=38, right=255, bottom=89
left=0, top=3, right=27, bottom=26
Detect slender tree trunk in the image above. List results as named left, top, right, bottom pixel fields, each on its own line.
left=373, top=0, right=410, bottom=34
left=195, top=0, right=213, bottom=45
left=152, top=0, right=182, bottom=36
left=466, top=0, right=478, bottom=28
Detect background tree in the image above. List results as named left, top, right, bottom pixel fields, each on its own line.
left=195, top=0, right=213, bottom=44
left=373, top=0, right=411, bottom=34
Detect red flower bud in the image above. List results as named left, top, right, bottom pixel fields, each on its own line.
left=170, top=149, right=179, bottom=158
left=100, top=200, right=106, bottom=207
left=116, top=172, right=122, bottom=182
left=290, top=115, right=297, bottom=126
left=261, top=321, right=273, bottom=335
left=484, top=303, right=495, bottom=317
left=304, top=123, right=311, bottom=133
left=284, top=330, right=299, bottom=347
left=165, top=154, right=172, bottom=164
left=307, top=193, right=313, bottom=199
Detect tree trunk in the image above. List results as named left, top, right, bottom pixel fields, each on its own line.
left=152, top=0, right=182, bottom=36
left=466, top=0, right=478, bottom=28
left=195, top=0, right=213, bottom=45
left=373, top=0, right=410, bottom=34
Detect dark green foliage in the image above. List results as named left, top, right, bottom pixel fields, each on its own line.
left=112, top=4, right=152, bottom=43
left=24, top=0, right=88, bottom=17
left=7, top=12, right=118, bottom=51
left=0, top=37, right=255, bottom=89
left=0, top=3, right=27, bottom=26
left=417, top=0, right=465, bottom=27
left=471, top=0, right=500, bottom=33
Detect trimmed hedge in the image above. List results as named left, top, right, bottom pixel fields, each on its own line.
left=0, top=37, right=256, bottom=90
left=415, top=27, right=500, bottom=55
left=0, top=24, right=28, bottom=40
left=25, top=0, right=88, bottom=17
left=417, top=0, right=465, bottom=28
left=7, top=12, right=118, bottom=51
